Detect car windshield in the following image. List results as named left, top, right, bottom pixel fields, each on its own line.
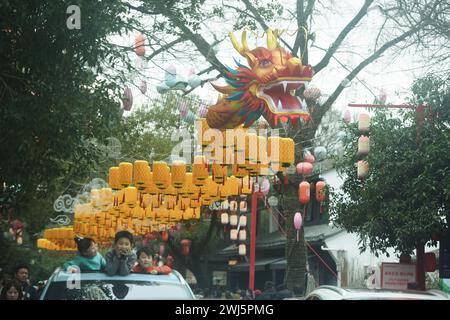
left=42, top=280, right=193, bottom=300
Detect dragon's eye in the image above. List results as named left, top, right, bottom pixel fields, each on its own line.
left=259, top=59, right=272, bottom=68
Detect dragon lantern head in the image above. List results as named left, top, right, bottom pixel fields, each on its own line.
left=206, top=29, right=313, bottom=129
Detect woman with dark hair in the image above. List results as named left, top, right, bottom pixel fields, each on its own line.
left=63, top=237, right=106, bottom=272
left=0, top=280, right=24, bottom=300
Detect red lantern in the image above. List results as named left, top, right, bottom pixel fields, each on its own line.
left=298, top=181, right=310, bottom=204
left=316, top=181, right=326, bottom=202
left=181, top=239, right=192, bottom=256
left=304, top=153, right=315, bottom=164
left=161, top=230, right=169, bottom=242
left=135, top=34, right=146, bottom=56
left=424, top=252, right=437, bottom=272
left=296, top=162, right=313, bottom=176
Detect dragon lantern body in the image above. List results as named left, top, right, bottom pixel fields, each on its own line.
left=206, top=29, right=313, bottom=129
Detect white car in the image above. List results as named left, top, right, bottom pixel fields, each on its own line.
left=39, top=268, right=196, bottom=300
left=304, top=286, right=450, bottom=300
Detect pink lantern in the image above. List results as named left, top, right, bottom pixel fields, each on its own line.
left=296, top=162, right=313, bottom=176
left=294, top=212, right=303, bottom=242
left=239, top=215, right=247, bottom=227
left=122, top=87, right=133, bottom=111
left=358, top=113, right=370, bottom=133
left=238, top=244, right=246, bottom=256
left=343, top=110, right=351, bottom=124
left=230, top=200, right=238, bottom=212
left=221, top=212, right=229, bottom=224
left=358, top=136, right=370, bottom=156
left=240, top=201, right=247, bottom=212
left=134, top=34, right=145, bottom=56
left=230, top=229, right=238, bottom=240
left=239, top=230, right=246, bottom=241
left=298, top=181, right=310, bottom=204
left=303, top=152, right=315, bottom=164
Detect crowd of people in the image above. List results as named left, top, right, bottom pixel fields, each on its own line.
left=194, top=281, right=299, bottom=300
left=0, top=265, right=40, bottom=300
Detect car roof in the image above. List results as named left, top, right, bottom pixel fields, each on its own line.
left=308, top=286, right=449, bottom=300
left=49, top=268, right=185, bottom=285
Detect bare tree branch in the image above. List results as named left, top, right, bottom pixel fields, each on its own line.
left=312, top=24, right=425, bottom=133
left=293, top=0, right=315, bottom=58
left=314, top=0, right=374, bottom=74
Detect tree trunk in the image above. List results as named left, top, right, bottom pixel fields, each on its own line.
left=416, top=243, right=426, bottom=290
left=283, top=180, right=307, bottom=295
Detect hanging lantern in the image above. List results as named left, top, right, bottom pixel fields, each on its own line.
left=238, top=244, right=246, bottom=256
left=192, top=156, right=208, bottom=186
left=268, top=136, right=281, bottom=165
left=357, top=160, right=369, bottom=180
left=119, top=162, right=133, bottom=187
left=239, top=230, right=246, bottom=241
left=304, top=152, right=315, bottom=164
left=124, top=187, right=138, bottom=208
left=230, top=214, right=238, bottom=227
left=316, top=181, right=327, bottom=202
left=240, top=201, right=247, bottom=212
left=239, top=215, right=247, bottom=227
left=221, top=212, right=229, bottom=224
left=343, top=110, right=351, bottom=124
left=161, top=230, right=169, bottom=242
left=181, top=239, right=192, bottom=256
left=294, top=212, right=303, bottom=242
left=134, top=160, right=149, bottom=188
left=296, top=162, right=313, bottom=176
left=259, top=178, right=270, bottom=196
left=358, top=113, right=370, bottom=133
left=357, top=136, right=370, bottom=156
left=230, top=229, right=238, bottom=240
left=188, top=74, right=202, bottom=89
left=108, top=167, right=121, bottom=190
left=171, top=161, right=187, bottom=188
left=298, top=181, right=310, bottom=204
left=153, top=162, right=170, bottom=189
left=280, top=138, right=295, bottom=167
left=224, top=176, right=239, bottom=197
left=122, top=87, right=133, bottom=111
left=135, top=34, right=146, bottom=56
left=230, top=200, right=238, bottom=212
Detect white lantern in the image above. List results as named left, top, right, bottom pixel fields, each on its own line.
left=240, top=201, right=247, bottom=212
left=239, top=215, right=247, bottom=227
left=314, top=146, right=327, bottom=161
left=230, top=214, right=238, bottom=227
left=221, top=200, right=229, bottom=210
left=230, top=229, right=238, bottom=240
left=357, top=160, right=369, bottom=179
left=358, top=113, right=370, bottom=133
left=358, top=136, right=370, bottom=156
left=230, top=200, right=238, bottom=212
left=221, top=212, right=229, bottom=225
left=239, top=230, right=246, bottom=241
left=238, top=244, right=246, bottom=256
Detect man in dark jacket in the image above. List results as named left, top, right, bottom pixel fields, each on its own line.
left=255, top=281, right=277, bottom=300
left=14, top=265, right=38, bottom=300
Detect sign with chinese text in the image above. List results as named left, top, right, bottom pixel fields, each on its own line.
left=381, top=263, right=416, bottom=290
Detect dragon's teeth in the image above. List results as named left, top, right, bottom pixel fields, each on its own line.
left=278, top=100, right=283, bottom=110
left=282, top=82, right=287, bottom=93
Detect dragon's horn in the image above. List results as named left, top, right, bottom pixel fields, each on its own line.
left=229, top=31, right=246, bottom=57
left=267, top=28, right=278, bottom=49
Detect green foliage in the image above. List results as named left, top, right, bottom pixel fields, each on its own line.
left=331, top=75, right=450, bottom=255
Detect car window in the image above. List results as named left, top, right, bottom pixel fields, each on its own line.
left=42, top=280, right=194, bottom=300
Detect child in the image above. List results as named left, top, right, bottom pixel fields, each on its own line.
left=105, top=230, right=137, bottom=276
left=132, top=246, right=172, bottom=274
left=64, top=237, right=106, bottom=272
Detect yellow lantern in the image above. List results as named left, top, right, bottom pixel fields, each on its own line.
left=124, top=186, right=138, bottom=208
left=192, top=156, right=208, bottom=186
left=280, top=138, right=295, bottom=167
left=241, top=176, right=253, bottom=195
left=212, top=163, right=227, bottom=184
left=134, top=160, right=149, bottom=188
left=268, top=136, right=281, bottom=165
left=171, top=161, right=187, bottom=188
left=224, top=176, right=239, bottom=196
left=100, top=188, right=113, bottom=211
left=153, top=162, right=170, bottom=189
left=108, top=167, right=121, bottom=190
left=245, top=133, right=258, bottom=164
left=145, top=207, right=156, bottom=220
left=119, top=162, right=133, bottom=187
left=91, top=189, right=101, bottom=208
left=145, top=173, right=158, bottom=195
